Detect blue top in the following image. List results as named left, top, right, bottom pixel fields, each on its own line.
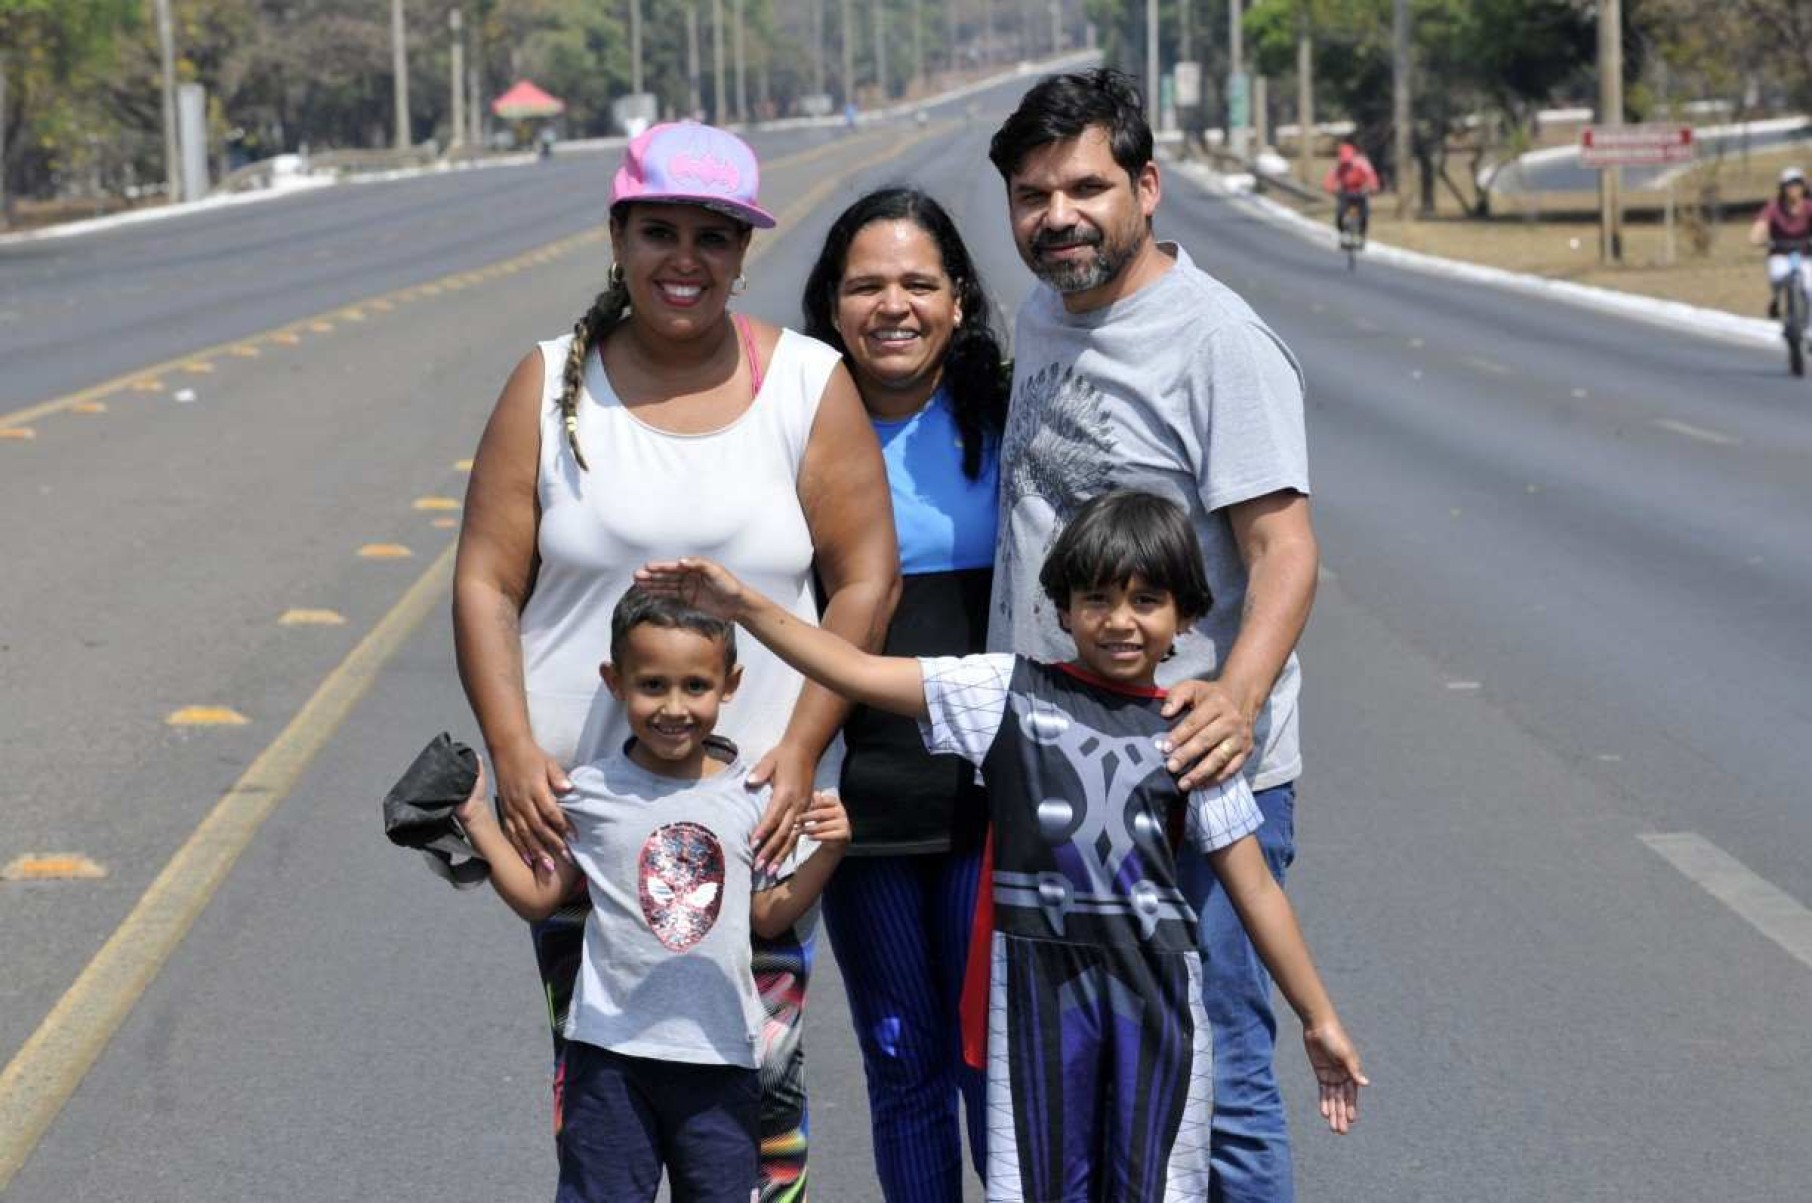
left=871, top=387, right=999, bottom=575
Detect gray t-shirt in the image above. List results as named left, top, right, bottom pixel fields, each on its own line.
left=562, top=741, right=804, bottom=1068
left=989, top=244, right=1310, bottom=791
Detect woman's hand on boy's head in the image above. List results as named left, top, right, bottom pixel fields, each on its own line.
left=1158, top=678, right=1255, bottom=790
left=633, top=557, right=745, bottom=619
left=1303, top=1018, right=1369, bottom=1135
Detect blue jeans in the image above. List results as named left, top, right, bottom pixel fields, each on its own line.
left=822, top=849, right=986, bottom=1201
left=1177, top=781, right=1298, bottom=1203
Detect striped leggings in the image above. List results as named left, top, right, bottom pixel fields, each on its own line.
left=822, top=849, right=987, bottom=1202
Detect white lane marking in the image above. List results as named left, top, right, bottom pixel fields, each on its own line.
left=1571, top=388, right=1589, bottom=398
left=1640, top=833, right=1812, bottom=972
left=1653, top=417, right=1739, bottom=446
left=1445, top=680, right=1482, bottom=691
left=1462, top=355, right=1510, bottom=375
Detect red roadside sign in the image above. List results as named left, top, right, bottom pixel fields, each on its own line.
left=1580, top=124, right=1695, bottom=168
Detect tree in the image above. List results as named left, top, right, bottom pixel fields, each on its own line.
left=0, top=0, right=140, bottom=208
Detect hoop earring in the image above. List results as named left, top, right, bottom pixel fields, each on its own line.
left=608, top=262, right=625, bottom=288
left=730, top=273, right=748, bottom=296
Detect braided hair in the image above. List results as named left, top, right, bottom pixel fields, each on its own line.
left=801, top=188, right=1008, bottom=480
left=555, top=269, right=631, bottom=472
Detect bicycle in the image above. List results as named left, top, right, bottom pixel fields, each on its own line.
left=1773, top=245, right=1810, bottom=377
left=1335, top=192, right=1368, bottom=273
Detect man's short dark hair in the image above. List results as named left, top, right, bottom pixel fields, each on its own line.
left=1039, top=491, right=1213, bottom=621
left=988, top=68, right=1154, bottom=184
left=609, top=586, right=738, bottom=671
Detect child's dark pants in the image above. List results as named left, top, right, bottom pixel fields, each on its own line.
left=556, top=1041, right=760, bottom=1202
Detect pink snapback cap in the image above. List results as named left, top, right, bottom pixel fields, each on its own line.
left=610, top=121, right=777, bottom=229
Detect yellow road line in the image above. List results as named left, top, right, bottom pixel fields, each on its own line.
left=0, top=544, right=456, bottom=1191
left=0, top=132, right=905, bottom=434
left=0, top=123, right=942, bottom=1190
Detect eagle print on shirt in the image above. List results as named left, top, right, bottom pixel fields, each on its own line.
left=637, top=821, right=726, bottom=951
left=998, top=364, right=1119, bottom=628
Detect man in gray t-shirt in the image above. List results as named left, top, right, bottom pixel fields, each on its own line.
left=987, top=69, right=1321, bottom=1202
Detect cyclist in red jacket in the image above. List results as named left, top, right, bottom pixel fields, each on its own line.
left=1322, top=142, right=1381, bottom=246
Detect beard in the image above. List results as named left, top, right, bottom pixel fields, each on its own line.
left=1026, top=220, right=1144, bottom=294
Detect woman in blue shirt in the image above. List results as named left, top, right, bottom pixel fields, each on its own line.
left=801, top=189, right=1007, bottom=1201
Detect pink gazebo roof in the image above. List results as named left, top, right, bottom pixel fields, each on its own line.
left=492, top=80, right=566, bottom=119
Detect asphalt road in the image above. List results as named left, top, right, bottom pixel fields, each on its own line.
left=4, top=66, right=1810, bottom=1202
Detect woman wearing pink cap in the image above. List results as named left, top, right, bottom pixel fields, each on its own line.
left=454, top=121, right=898, bottom=1201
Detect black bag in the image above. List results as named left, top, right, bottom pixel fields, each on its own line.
left=381, top=733, right=490, bottom=888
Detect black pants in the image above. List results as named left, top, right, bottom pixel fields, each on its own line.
left=556, top=1042, right=760, bottom=1203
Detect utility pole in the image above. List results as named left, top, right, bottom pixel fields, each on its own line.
left=712, top=0, right=725, bottom=122
left=1296, top=11, right=1312, bottom=184
left=1145, top=0, right=1158, bottom=128
left=391, top=0, right=410, bottom=149
left=1392, top=0, right=1411, bottom=216
left=842, top=0, right=855, bottom=107
left=914, top=0, right=926, bottom=93
left=631, top=0, right=645, bottom=94
left=1, top=59, right=9, bottom=225
left=813, top=0, right=826, bottom=97
left=734, top=0, right=747, bottom=121
left=449, top=9, right=465, bottom=149
left=1229, top=0, right=1246, bottom=159
left=874, top=0, right=887, bottom=103
left=1598, top=0, right=1624, bottom=262
left=687, top=4, right=702, bottom=118
left=155, top=0, right=180, bottom=201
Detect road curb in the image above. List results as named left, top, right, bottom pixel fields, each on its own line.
left=1166, top=156, right=1783, bottom=353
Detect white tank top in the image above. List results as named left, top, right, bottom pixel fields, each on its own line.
left=519, top=327, right=845, bottom=778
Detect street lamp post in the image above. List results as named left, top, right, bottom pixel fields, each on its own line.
left=155, top=0, right=180, bottom=201
left=449, top=9, right=465, bottom=150
left=1146, top=0, right=1158, bottom=128
left=813, top=0, right=826, bottom=98
left=874, top=0, right=887, bottom=104
left=734, top=0, right=747, bottom=122
left=712, top=0, right=725, bottom=122
left=842, top=0, right=855, bottom=108
left=1392, top=0, right=1411, bottom=216
left=688, top=4, right=702, bottom=118
left=1598, top=0, right=1624, bottom=262
left=631, top=0, right=645, bottom=95
left=1229, top=0, right=1246, bottom=159
left=391, top=0, right=410, bottom=149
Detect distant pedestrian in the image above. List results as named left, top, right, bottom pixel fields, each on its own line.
left=454, top=589, right=850, bottom=1201
left=987, top=68, right=1322, bottom=1201
left=636, top=491, right=1366, bottom=1203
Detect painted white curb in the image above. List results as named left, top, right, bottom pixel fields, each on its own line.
left=1167, top=157, right=1781, bottom=352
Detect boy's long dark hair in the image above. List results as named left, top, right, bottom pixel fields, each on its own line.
left=1039, top=491, right=1213, bottom=621
left=988, top=67, right=1153, bottom=185
left=801, top=187, right=1008, bottom=481
left=609, top=586, right=738, bottom=671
